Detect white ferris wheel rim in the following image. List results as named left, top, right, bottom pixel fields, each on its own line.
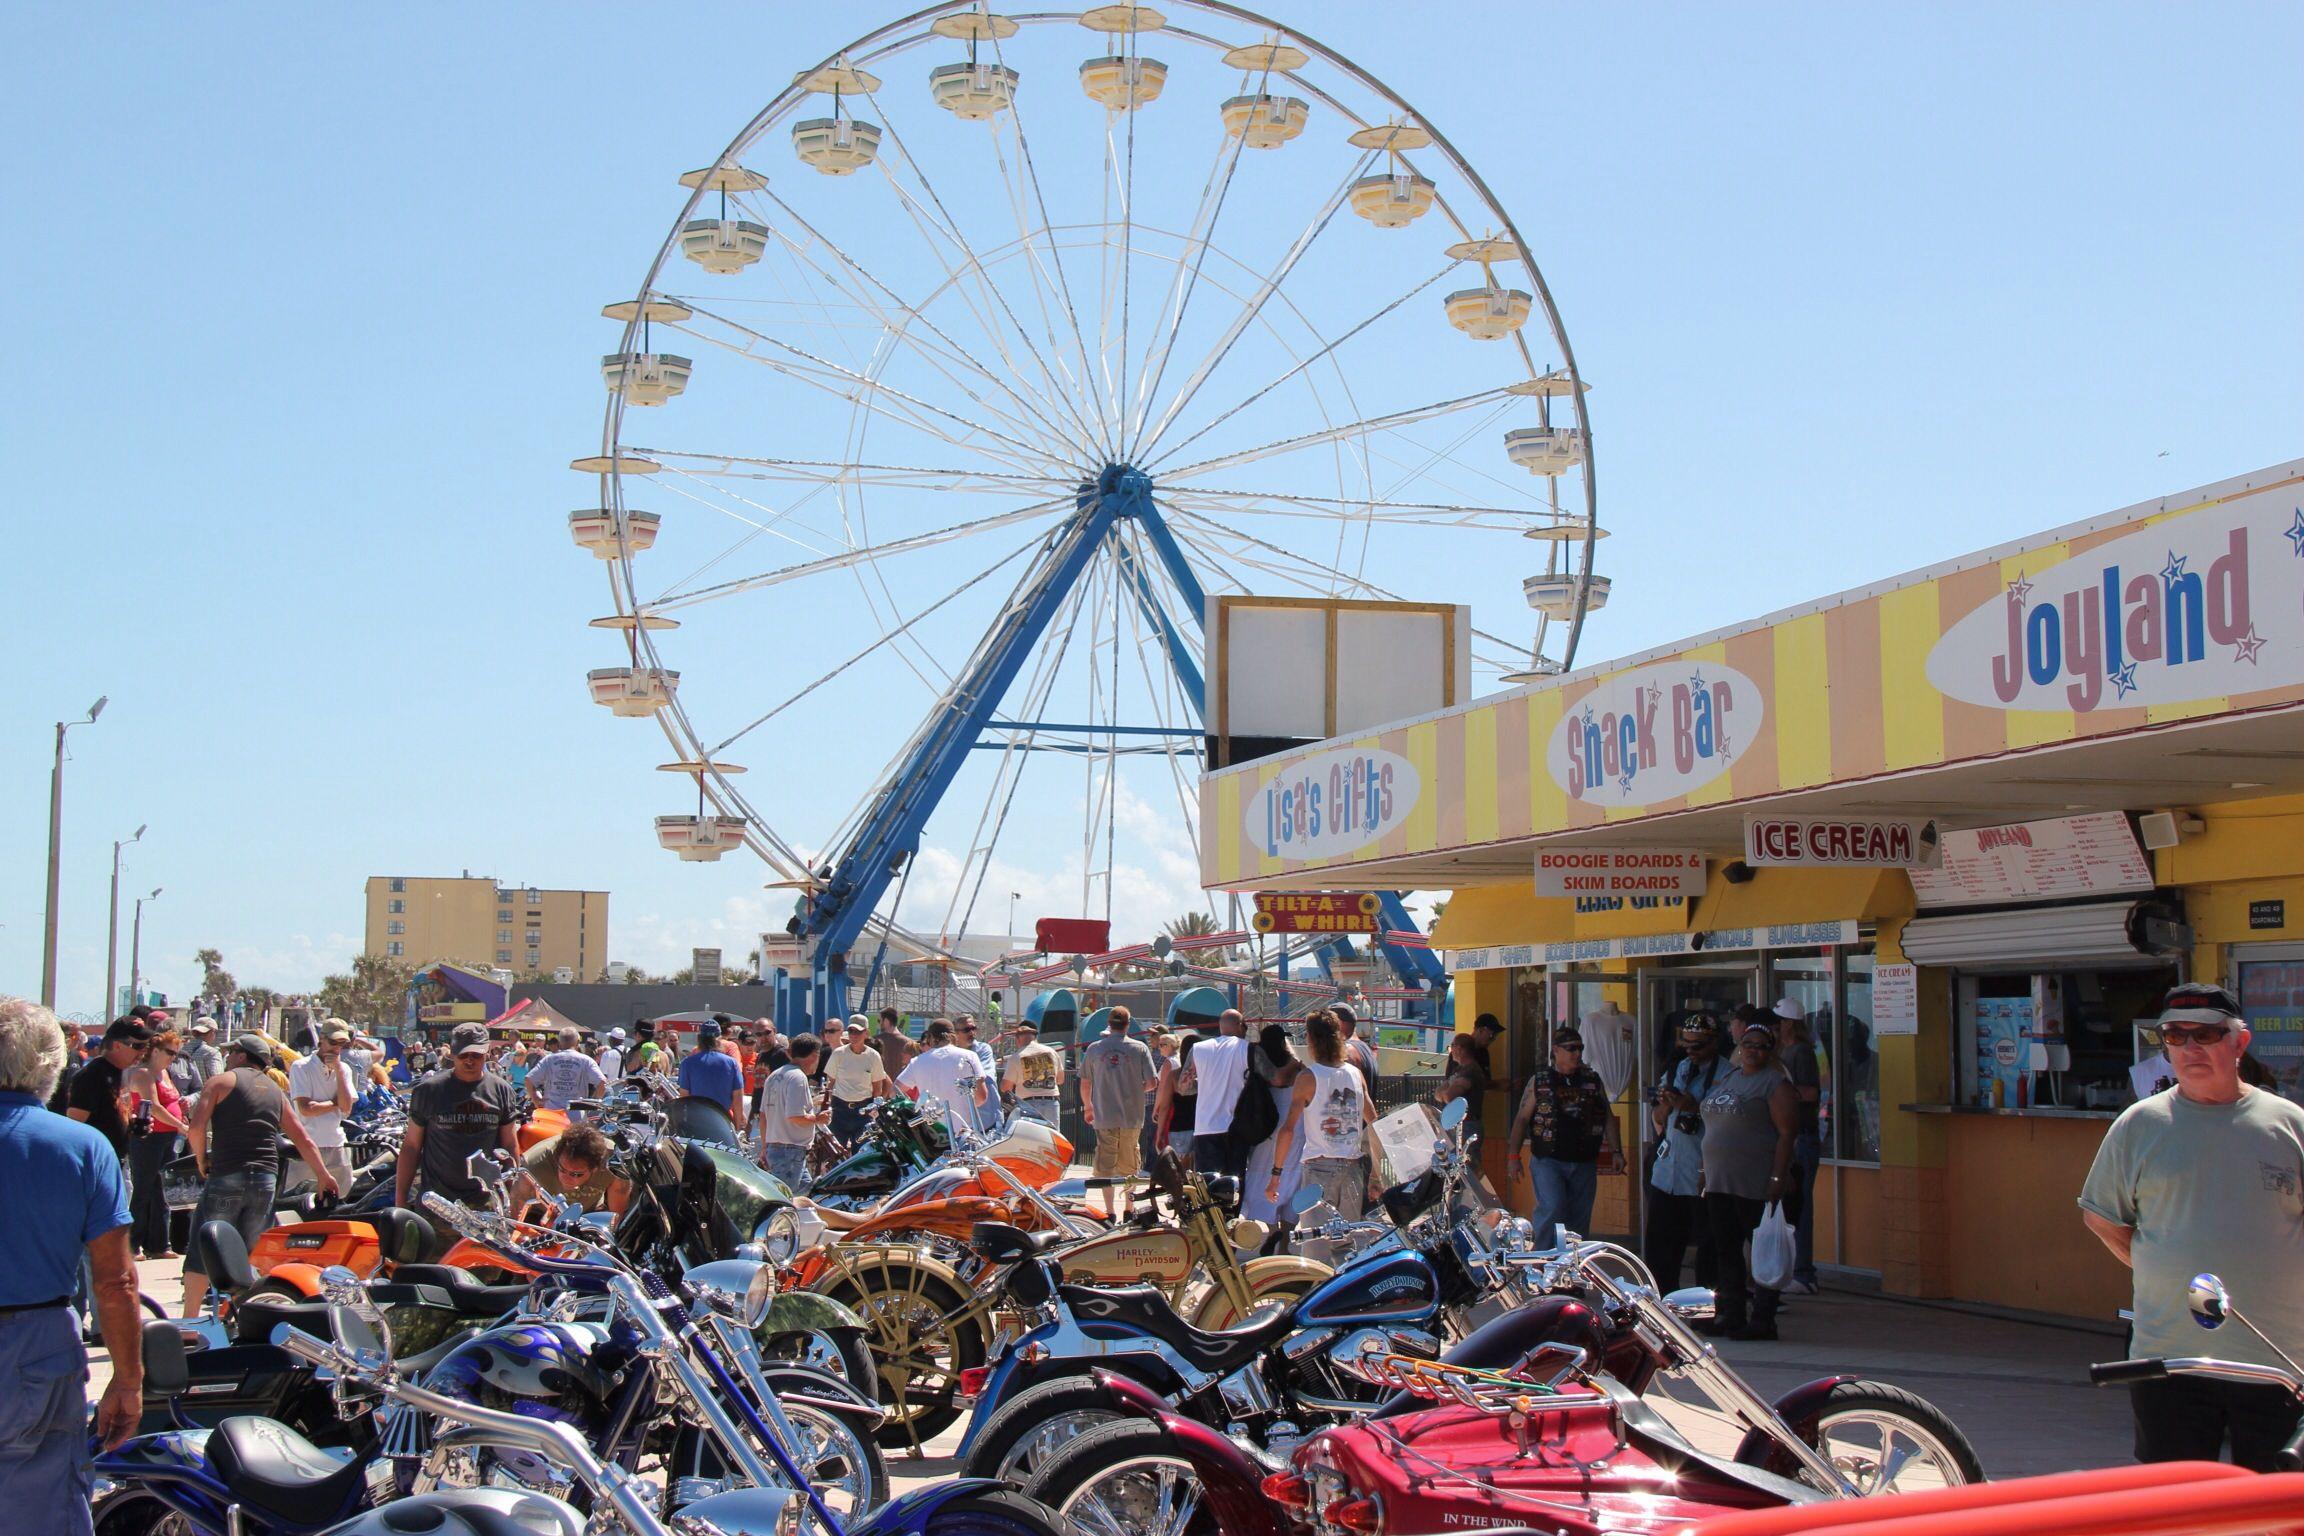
left=584, top=0, right=1598, bottom=946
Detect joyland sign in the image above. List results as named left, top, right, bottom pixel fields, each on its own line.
left=1246, top=745, right=1420, bottom=862
left=1546, top=662, right=1762, bottom=808
left=1927, top=487, right=2304, bottom=712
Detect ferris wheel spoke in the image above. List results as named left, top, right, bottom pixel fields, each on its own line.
left=1159, top=484, right=1543, bottom=530
left=668, top=299, right=1067, bottom=476
left=1142, top=262, right=1460, bottom=473
left=1157, top=385, right=1516, bottom=483
left=1133, top=150, right=1375, bottom=462
left=856, top=85, right=1110, bottom=460
left=740, top=187, right=1094, bottom=464
left=707, top=525, right=1052, bottom=757
left=651, top=497, right=1070, bottom=613
left=633, top=448, right=1072, bottom=498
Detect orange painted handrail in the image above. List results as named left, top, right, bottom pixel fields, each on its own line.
left=1682, top=1463, right=2253, bottom=1536
left=1688, top=1469, right=2304, bottom=1536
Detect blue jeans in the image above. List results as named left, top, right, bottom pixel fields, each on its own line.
left=829, top=1098, right=870, bottom=1145
left=0, top=1307, right=94, bottom=1536
left=1792, top=1132, right=1823, bottom=1283
left=762, top=1142, right=809, bottom=1190
left=1529, top=1157, right=1599, bottom=1247
left=1015, top=1099, right=1060, bottom=1129
left=182, top=1168, right=279, bottom=1279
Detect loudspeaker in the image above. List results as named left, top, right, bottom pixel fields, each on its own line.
left=2138, top=812, right=2180, bottom=850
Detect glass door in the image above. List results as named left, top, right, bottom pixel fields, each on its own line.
left=1634, top=965, right=1757, bottom=1237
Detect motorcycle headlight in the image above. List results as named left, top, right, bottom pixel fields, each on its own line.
left=685, top=1259, right=774, bottom=1329
left=1228, top=1218, right=1270, bottom=1249
left=760, top=1208, right=802, bottom=1266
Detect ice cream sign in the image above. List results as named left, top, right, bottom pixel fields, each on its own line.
left=1927, top=488, right=2304, bottom=712
left=1546, top=662, right=1762, bottom=808
left=1247, top=745, right=1419, bottom=861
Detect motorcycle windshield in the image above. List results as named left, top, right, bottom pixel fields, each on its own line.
left=695, top=1143, right=791, bottom=1232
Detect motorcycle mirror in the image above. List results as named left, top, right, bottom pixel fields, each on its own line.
left=1287, top=1185, right=1324, bottom=1218
left=685, top=1258, right=775, bottom=1329
left=1439, top=1098, right=1469, bottom=1133
left=1663, top=1286, right=1717, bottom=1322
left=2188, top=1272, right=2230, bottom=1330
left=318, top=1264, right=367, bottom=1305
left=326, top=1302, right=393, bottom=1373
left=464, top=1148, right=514, bottom=1188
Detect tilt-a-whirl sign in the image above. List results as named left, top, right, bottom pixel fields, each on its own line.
left=1202, top=460, right=2304, bottom=888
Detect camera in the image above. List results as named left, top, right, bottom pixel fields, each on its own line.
left=1672, top=1111, right=1702, bottom=1136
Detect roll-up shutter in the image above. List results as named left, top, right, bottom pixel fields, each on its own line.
left=1896, top=899, right=2187, bottom=968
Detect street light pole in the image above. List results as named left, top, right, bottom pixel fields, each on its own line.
left=40, top=695, right=108, bottom=1009
left=105, top=823, right=147, bottom=1018
left=129, top=886, right=162, bottom=1010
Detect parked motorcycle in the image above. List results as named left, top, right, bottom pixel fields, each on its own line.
left=954, top=1099, right=1570, bottom=1482
left=2089, top=1270, right=2304, bottom=1471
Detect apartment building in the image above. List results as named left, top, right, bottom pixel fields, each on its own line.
left=364, top=874, right=608, bottom=978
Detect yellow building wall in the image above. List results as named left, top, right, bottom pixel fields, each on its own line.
left=1945, top=1115, right=2128, bottom=1319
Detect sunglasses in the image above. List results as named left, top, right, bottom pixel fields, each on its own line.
left=2160, top=1024, right=2233, bottom=1047
left=1555, top=1041, right=1584, bottom=1052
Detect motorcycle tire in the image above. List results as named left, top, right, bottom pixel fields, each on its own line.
left=1735, top=1379, right=1987, bottom=1492
left=1019, top=1420, right=1219, bottom=1536
left=911, top=1488, right=1074, bottom=1536
left=821, top=1263, right=987, bottom=1449
left=763, top=1326, right=876, bottom=1392
left=93, top=1489, right=197, bottom=1536
left=235, top=1280, right=313, bottom=1309
left=670, top=1399, right=890, bottom=1517
left=960, top=1373, right=1174, bottom=1483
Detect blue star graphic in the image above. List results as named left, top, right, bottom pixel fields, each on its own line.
left=2287, top=507, right=2304, bottom=558
left=1688, top=672, right=1708, bottom=697
left=2109, top=661, right=2139, bottom=699
left=2161, top=551, right=2189, bottom=585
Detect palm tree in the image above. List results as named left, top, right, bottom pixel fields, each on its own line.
left=194, top=947, right=238, bottom=1006
left=1163, top=911, right=1233, bottom=965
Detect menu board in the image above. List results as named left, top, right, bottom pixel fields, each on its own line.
left=1910, top=812, right=2153, bottom=908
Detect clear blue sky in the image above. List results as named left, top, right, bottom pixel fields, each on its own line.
left=4, top=2, right=2296, bottom=1015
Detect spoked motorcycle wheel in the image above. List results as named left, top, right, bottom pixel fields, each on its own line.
left=959, top=1374, right=1160, bottom=1483
left=92, top=1491, right=199, bottom=1536
left=672, top=1399, right=890, bottom=1517
left=1023, top=1422, right=1220, bottom=1536
left=1737, top=1380, right=1986, bottom=1493
left=823, top=1261, right=988, bottom=1449
left=910, top=1489, right=1074, bottom=1536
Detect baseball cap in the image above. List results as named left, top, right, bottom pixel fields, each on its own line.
left=849, top=1013, right=870, bottom=1030
left=450, top=1022, right=491, bottom=1055
left=2159, top=982, right=2244, bottom=1024
left=1553, top=1026, right=1584, bottom=1046
left=189, top=1018, right=215, bottom=1035
left=229, top=1032, right=275, bottom=1066
left=1470, top=1013, right=1502, bottom=1035
left=1771, top=998, right=1803, bottom=1022
left=320, top=1022, right=353, bottom=1044
left=1677, top=1012, right=1721, bottom=1037
left=698, top=1020, right=723, bottom=1041
left=103, top=1018, right=153, bottom=1045
left=1013, top=1019, right=1037, bottom=1034
left=608, top=1027, right=627, bottom=1042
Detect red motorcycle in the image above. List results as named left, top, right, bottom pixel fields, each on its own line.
left=1018, top=1236, right=1982, bottom=1536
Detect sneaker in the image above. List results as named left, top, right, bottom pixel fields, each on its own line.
left=1784, top=1278, right=1820, bottom=1296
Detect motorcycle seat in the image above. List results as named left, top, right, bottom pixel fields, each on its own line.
left=229, top=1296, right=336, bottom=1348
left=1057, top=1281, right=1295, bottom=1374
left=208, top=1414, right=372, bottom=1527
left=388, top=1263, right=533, bottom=1317
left=969, top=1220, right=1063, bottom=1262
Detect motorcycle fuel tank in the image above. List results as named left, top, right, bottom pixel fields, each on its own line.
left=809, top=1141, right=905, bottom=1201
left=1295, top=1249, right=1437, bottom=1326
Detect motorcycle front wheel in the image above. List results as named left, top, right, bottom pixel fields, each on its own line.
left=959, top=1373, right=1165, bottom=1483
left=904, top=1488, right=1075, bottom=1536
left=92, top=1490, right=199, bottom=1536
left=1736, top=1380, right=1986, bottom=1493
left=672, top=1397, right=890, bottom=1517
left=1021, top=1423, right=1221, bottom=1536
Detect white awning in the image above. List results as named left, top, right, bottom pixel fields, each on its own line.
left=1896, top=900, right=2187, bottom=969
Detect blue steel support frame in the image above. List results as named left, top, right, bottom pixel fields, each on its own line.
left=794, top=466, right=1446, bottom=1026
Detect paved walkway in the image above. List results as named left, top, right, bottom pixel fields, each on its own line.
left=106, top=1262, right=2136, bottom=1490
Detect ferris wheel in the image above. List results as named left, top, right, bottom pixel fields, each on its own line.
left=574, top=0, right=1601, bottom=1017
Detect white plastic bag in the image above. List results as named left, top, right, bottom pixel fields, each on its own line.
left=1750, top=1200, right=1796, bottom=1291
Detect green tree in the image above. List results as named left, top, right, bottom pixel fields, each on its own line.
left=316, top=953, right=416, bottom=1032
left=1161, top=910, right=1234, bottom=966
left=194, top=947, right=238, bottom=1006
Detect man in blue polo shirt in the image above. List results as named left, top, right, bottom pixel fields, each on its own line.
left=678, top=1019, right=748, bottom=1130
left=0, top=997, right=142, bottom=1535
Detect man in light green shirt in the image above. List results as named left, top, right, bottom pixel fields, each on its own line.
left=2079, top=983, right=2304, bottom=1470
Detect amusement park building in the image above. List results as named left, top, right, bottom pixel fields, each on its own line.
left=1201, top=458, right=2304, bottom=1323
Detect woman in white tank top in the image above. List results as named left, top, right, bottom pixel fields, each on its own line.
left=1268, top=1010, right=1378, bottom=1217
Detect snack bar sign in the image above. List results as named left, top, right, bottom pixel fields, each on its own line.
left=1533, top=848, right=1707, bottom=899
left=1546, top=662, right=1762, bottom=809
left=1252, top=891, right=1381, bottom=934
left=1744, top=814, right=1944, bottom=868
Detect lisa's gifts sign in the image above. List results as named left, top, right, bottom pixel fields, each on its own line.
left=1246, top=745, right=1419, bottom=862
left=1534, top=848, right=1706, bottom=899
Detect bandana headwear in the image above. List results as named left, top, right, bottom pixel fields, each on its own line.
left=2161, top=1006, right=2241, bottom=1028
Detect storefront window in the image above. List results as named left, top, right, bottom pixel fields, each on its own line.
left=2231, top=947, right=2303, bottom=1104
left=1837, top=950, right=1880, bottom=1163
left=1953, top=966, right=2178, bottom=1110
